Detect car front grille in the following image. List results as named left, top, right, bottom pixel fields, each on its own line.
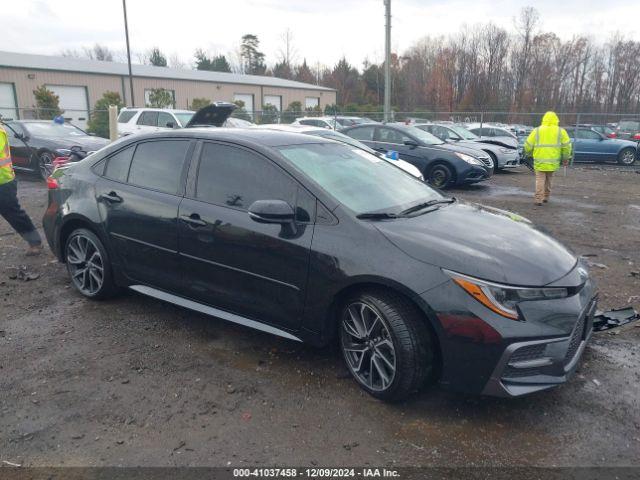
left=564, top=315, right=586, bottom=365
left=479, top=157, right=494, bottom=169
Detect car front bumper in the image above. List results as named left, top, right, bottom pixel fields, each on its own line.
left=496, top=150, right=520, bottom=168
left=421, top=270, right=597, bottom=397
left=482, top=297, right=596, bottom=397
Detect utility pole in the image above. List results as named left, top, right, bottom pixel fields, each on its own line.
left=383, top=0, right=391, bottom=122
left=122, top=0, right=135, bottom=107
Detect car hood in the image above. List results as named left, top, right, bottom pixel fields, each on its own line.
left=604, top=138, right=638, bottom=147
left=39, top=135, right=110, bottom=151
left=186, top=102, right=237, bottom=127
left=450, top=139, right=502, bottom=152
left=433, top=142, right=489, bottom=158
left=374, top=201, right=577, bottom=286
left=475, top=137, right=518, bottom=149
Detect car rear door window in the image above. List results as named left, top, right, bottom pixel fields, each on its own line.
left=377, top=127, right=411, bottom=144
left=157, top=112, right=175, bottom=128
left=195, top=143, right=296, bottom=210
left=127, top=140, right=190, bottom=194
left=104, top=145, right=135, bottom=183
left=137, top=111, right=158, bottom=126
left=348, top=126, right=375, bottom=141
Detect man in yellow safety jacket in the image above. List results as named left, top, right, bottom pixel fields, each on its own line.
left=0, top=124, right=42, bottom=255
left=523, top=111, right=572, bottom=206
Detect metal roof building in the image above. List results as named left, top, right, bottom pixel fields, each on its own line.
left=0, top=50, right=336, bottom=128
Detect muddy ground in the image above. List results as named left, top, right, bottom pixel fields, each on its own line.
left=1, top=166, right=639, bottom=468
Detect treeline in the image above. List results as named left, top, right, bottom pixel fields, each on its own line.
left=62, top=7, right=640, bottom=113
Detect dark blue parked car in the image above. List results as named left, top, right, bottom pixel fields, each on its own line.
left=567, top=127, right=637, bottom=165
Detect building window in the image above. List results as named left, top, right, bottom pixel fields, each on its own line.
left=263, top=95, right=282, bottom=111
left=144, top=88, right=176, bottom=108
left=305, top=97, right=320, bottom=110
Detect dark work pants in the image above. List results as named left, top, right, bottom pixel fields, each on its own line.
left=0, top=179, right=42, bottom=246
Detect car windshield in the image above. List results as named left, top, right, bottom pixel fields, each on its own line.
left=449, top=125, right=479, bottom=140
left=23, top=122, right=87, bottom=137
left=174, top=113, right=195, bottom=127
left=277, top=143, right=440, bottom=215
left=402, top=126, right=444, bottom=145
left=308, top=129, right=378, bottom=155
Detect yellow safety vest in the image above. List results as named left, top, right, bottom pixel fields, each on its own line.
left=0, top=126, right=16, bottom=185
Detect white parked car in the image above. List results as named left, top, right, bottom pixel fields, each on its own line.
left=292, top=116, right=340, bottom=129
left=257, top=124, right=424, bottom=180
left=117, top=108, right=196, bottom=137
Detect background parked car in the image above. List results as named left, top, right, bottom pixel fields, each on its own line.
left=614, top=119, right=640, bottom=141
left=118, top=103, right=248, bottom=136
left=566, top=127, right=637, bottom=165
left=465, top=124, right=519, bottom=149
left=415, top=123, right=519, bottom=172
left=578, top=124, right=616, bottom=138
left=292, top=116, right=375, bottom=130
left=257, top=123, right=423, bottom=179
left=2, top=120, right=109, bottom=179
left=342, top=123, right=492, bottom=188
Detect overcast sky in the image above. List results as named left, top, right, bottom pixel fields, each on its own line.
left=6, top=0, right=640, bottom=70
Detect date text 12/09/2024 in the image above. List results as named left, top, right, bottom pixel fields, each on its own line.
left=233, top=468, right=400, bottom=478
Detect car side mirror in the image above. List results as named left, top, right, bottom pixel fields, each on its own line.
left=248, top=200, right=295, bottom=224
left=404, top=139, right=419, bottom=148
left=166, top=121, right=176, bottom=129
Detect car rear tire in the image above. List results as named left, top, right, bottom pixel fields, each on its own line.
left=427, top=163, right=453, bottom=188
left=65, top=228, right=118, bottom=300
left=617, top=147, right=636, bottom=165
left=339, top=290, right=434, bottom=402
left=38, top=151, right=55, bottom=180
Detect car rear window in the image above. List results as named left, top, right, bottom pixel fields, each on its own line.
left=117, top=110, right=137, bottom=123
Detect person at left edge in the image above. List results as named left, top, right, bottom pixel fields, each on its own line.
left=0, top=123, right=43, bottom=256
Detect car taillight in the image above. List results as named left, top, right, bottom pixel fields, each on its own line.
left=632, top=133, right=640, bottom=140
left=52, top=156, right=69, bottom=167
left=607, top=133, right=616, bottom=138
left=46, top=176, right=59, bottom=189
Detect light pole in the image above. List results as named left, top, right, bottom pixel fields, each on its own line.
left=122, top=0, right=135, bottom=107
left=383, top=0, right=391, bottom=122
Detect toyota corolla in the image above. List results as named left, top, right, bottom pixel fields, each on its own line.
left=43, top=128, right=597, bottom=401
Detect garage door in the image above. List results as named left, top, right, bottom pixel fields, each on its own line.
left=234, top=93, right=254, bottom=118
left=0, top=83, right=18, bottom=121
left=46, top=85, right=89, bottom=129
left=263, top=95, right=282, bottom=111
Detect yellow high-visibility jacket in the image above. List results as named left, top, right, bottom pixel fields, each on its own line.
left=524, top=111, right=572, bottom=172
left=0, top=126, right=16, bottom=185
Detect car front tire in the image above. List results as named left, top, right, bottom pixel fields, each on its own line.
left=339, top=290, right=434, bottom=402
left=617, top=147, right=636, bottom=165
left=65, top=228, right=118, bottom=300
left=427, top=163, right=453, bottom=188
left=38, top=151, right=55, bottom=180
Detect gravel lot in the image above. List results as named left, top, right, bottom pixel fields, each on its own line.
left=1, top=166, right=639, bottom=468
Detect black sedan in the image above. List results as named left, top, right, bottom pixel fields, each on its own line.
left=2, top=120, right=109, bottom=180
left=341, top=123, right=493, bottom=188
left=43, top=128, right=596, bottom=401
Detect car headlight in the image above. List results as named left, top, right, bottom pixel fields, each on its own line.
left=499, top=147, right=513, bottom=154
left=419, top=174, right=425, bottom=181
left=444, top=270, right=569, bottom=320
left=55, top=148, right=72, bottom=156
left=455, top=152, right=483, bottom=165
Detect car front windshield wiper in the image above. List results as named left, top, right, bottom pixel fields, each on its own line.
left=399, top=197, right=456, bottom=216
left=356, top=212, right=400, bottom=220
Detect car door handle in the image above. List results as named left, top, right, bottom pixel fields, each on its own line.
left=180, top=213, right=207, bottom=227
left=100, top=192, right=122, bottom=203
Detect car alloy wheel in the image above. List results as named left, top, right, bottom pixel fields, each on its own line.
left=38, top=152, right=55, bottom=180
left=66, top=233, right=105, bottom=296
left=428, top=164, right=452, bottom=188
left=618, top=148, right=636, bottom=165
left=341, top=301, right=397, bottom=392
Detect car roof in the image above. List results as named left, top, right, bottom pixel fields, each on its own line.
left=256, top=124, right=322, bottom=134
left=123, top=127, right=333, bottom=147
left=121, top=108, right=193, bottom=114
